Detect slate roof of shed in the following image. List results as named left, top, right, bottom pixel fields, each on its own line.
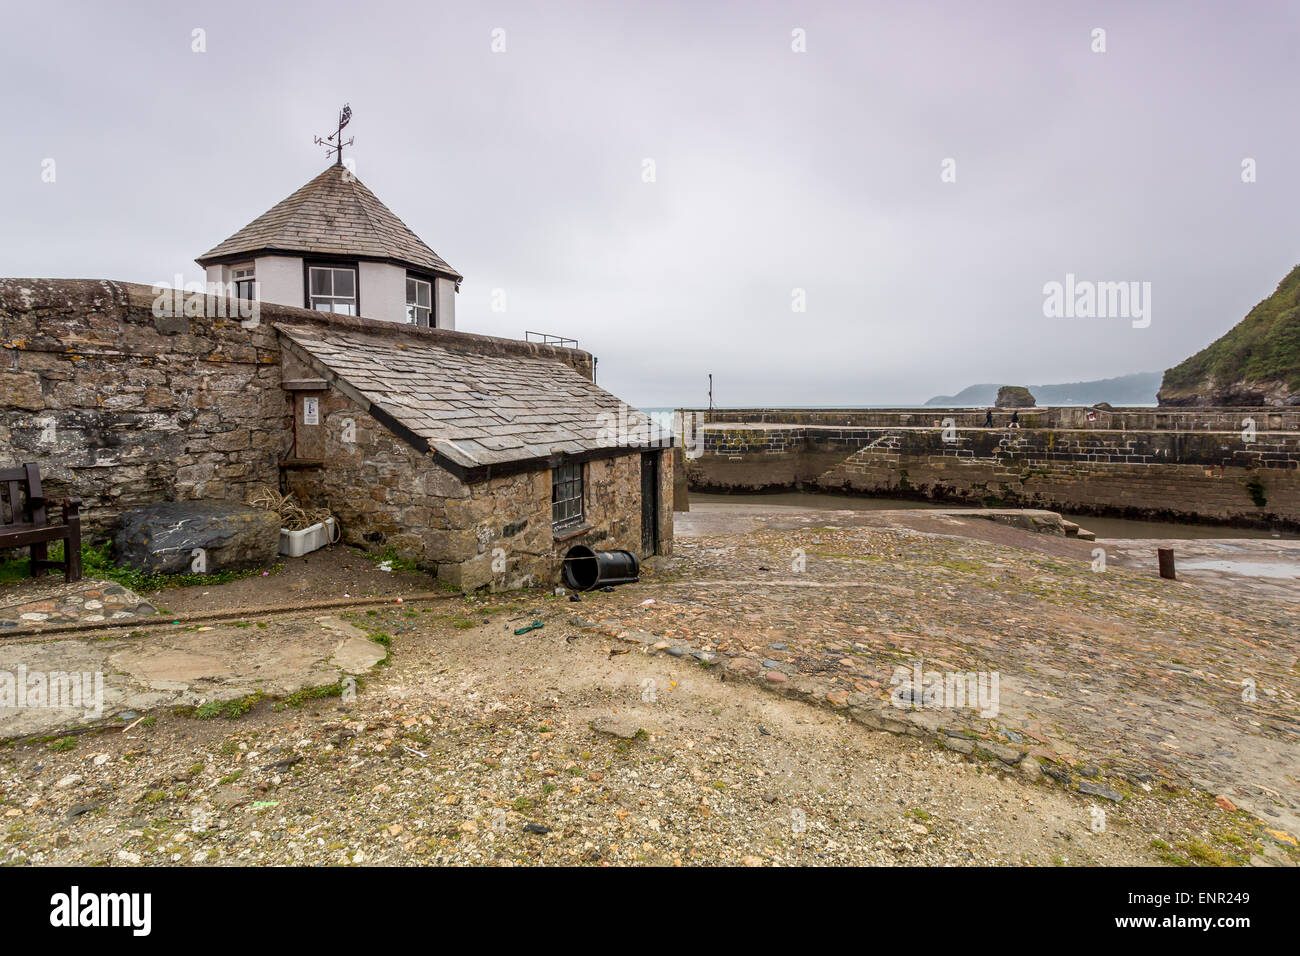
left=196, top=165, right=461, bottom=279
left=276, top=321, right=669, bottom=475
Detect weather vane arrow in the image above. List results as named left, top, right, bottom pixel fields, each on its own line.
left=314, top=104, right=354, bottom=166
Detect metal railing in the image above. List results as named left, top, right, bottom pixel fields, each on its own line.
left=525, top=331, right=579, bottom=349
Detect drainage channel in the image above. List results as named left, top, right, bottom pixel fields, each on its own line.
left=0, top=590, right=461, bottom=644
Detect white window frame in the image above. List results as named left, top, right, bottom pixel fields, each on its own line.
left=406, top=275, right=433, bottom=326
left=231, top=264, right=256, bottom=301
left=308, top=265, right=357, bottom=315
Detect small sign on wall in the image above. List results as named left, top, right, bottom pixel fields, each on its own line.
left=303, top=397, right=320, bottom=425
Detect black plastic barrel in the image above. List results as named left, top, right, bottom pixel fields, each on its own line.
left=562, top=544, right=640, bottom=591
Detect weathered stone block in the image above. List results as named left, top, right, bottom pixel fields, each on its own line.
left=0, top=371, right=44, bottom=410
left=425, top=529, right=479, bottom=562
left=441, top=552, right=495, bottom=591
left=423, top=466, right=468, bottom=498
left=210, top=429, right=252, bottom=452
left=152, top=314, right=189, bottom=335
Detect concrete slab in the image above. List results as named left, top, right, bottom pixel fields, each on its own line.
left=0, top=612, right=387, bottom=738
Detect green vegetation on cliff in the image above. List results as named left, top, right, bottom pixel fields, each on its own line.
left=1160, top=265, right=1300, bottom=404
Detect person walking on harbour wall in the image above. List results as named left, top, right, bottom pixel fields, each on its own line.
left=984, top=408, right=993, bottom=428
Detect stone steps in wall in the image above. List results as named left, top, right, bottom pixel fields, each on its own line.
left=1059, top=518, right=1097, bottom=541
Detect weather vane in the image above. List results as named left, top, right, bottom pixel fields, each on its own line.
left=314, top=104, right=354, bottom=166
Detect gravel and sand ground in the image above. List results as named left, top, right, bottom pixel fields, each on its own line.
left=0, top=502, right=1296, bottom=867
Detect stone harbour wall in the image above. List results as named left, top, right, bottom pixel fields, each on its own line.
left=684, top=421, right=1300, bottom=529
left=679, top=406, right=1300, bottom=432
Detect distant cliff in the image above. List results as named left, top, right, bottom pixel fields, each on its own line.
left=1159, top=265, right=1300, bottom=406
left=925, top=372, right=1160, bottom=407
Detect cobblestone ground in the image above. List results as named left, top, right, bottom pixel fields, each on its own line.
left=563, top=509, right=1300, bottom=843
left=0, top=579, right=155, bottom=632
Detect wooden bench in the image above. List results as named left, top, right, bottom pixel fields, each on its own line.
left=0, top=463, right=82, bottom=583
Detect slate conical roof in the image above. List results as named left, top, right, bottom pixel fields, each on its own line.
left=196, top=164, right=460, bottom=280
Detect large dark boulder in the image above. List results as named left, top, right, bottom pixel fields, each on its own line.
left=114, top=501, right=279, bottom=575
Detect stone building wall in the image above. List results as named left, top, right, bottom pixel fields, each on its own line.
left=685, top=423, right=1300, bottom=529
left=0, top=279, right=289, bottom=534
left=2, top=278, right=669, bottom=590
left=283, top=383, right=673, bottom=589
left=432, top=450, right=673, bottom=591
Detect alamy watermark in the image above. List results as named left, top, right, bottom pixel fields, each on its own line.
left=50, top=886, right=151, bottom=936
left=0, top=666, right=104, bottom=718
left=596, top=404, right=702, bottom=456
left=1042, top=273, right=1151, bottom=328
left=889, top=662, right=1000, bottom=718
left=151, top=275, right=260, bottom=326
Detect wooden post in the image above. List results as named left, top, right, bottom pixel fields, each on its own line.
left=64, top=499, right=82, bottom=583
left=1157, top=547, right=1176, bottom=580
left=24, top=462, right=49, bottom=579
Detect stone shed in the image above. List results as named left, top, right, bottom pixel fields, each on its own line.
left=275, top=315, right=674, bottom=588
left=0, top=278, right=673, bottom=590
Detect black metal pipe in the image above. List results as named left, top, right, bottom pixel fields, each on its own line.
left=561, top=545, right=640, bottom=591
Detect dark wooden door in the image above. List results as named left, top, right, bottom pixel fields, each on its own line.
left=640, top=452, right=659, bottom=556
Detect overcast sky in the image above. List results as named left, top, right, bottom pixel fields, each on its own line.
left=3, top=0, right=1298, bottom=407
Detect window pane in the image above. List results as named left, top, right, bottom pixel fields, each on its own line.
left=552, top=462, right=583, bottom=527
left=406, top=278, right=432, bottom=326
left=407, top=278, right=431, bottom=307
left=310, top=268, right=331, bottom=296
left=333, top=268, right=355, bottom=297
